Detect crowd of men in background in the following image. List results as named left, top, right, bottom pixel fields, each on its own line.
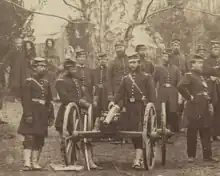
left=1, top=34, right=220, bottom=169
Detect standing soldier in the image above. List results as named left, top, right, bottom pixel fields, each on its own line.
left=76, top=48, right=94, bottom=102
left=55, top=58, right=100, bottom=169
left=135, top=44, right=154, bottom=75
left=109, top=51, right=156, bottom=169
left=203, top=40, right=220, bottom=141
left=107, top=40, right=129, bottom=143
left=170, top=36, right=187, bottom=74
left=93, top=52, right=108, bottom=130
left=18, top=57, right=54, bottom=171
left=196, top=44, right=207, bottom=59
left=177, top=54, right=219, bottom=163
left=154, top=49, right=181, bottom=133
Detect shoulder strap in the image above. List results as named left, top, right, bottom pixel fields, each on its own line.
left=28, top=77, right=44, bottom=90
left=128, top=74, right=143, bottom=96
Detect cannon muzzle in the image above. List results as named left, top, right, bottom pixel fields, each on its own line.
left=103, top=105, right=120, bottom=125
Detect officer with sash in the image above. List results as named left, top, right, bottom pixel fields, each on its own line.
left=18, top=57, right=54, bottom=171
left=109, top=51, right=156, bottom=169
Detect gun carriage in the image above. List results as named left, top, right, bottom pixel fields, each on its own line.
left=60, top=101, right=173, bottom=171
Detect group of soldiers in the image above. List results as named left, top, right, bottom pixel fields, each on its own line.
left=17, top=36, right=220, bottom=171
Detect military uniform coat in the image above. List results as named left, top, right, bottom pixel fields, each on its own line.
left=18, top=76, right=54, bottom=136
left=153, top=64, right=181, bottom=112
left=107, top=56, right=129, bottom=97
left=93, top=65, right=108, bottom=115
left=55, top=73, right=86, bottom=133
left=76, top=65, right=93, bottom=102
left=170, top=53, right=187, bottom=74
left=140, top=57, right=154, bottom=75
left=113, top=71, right=156, bottom=131
left=177, top=71, right=212, bottom=128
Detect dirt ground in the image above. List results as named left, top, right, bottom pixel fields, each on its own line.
left=1, top=102, right=220, bottom=176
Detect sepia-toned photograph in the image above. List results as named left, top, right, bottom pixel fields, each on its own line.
left=1, top=0, right=220, bottom=175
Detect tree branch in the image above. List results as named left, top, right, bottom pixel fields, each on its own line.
left=3, top=0, right=76, bottom=24
left=141, top=0, right=154, bottom=23
left=183, top=7, right=220, bottom=17
left=63, top=0, right=84, bottom=12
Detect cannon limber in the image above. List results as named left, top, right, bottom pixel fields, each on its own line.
left=60, top=101, right=173, bottom=171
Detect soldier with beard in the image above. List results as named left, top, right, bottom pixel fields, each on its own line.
left=107, top=40, right=129, bottom=143
left=154, top=48, right=181, bottom=133
left=196, top=44, right=207, bottom=59
left=170, top=36, right=187, bottom=74
left=203, top=40, right=220, bottom=141
left=135, top=44, right=154, bottom=75
left=110, top=51, right=156, bottom=169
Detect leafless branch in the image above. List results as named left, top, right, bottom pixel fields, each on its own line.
left=3, top=0, right=77, bottom=24
left=183, top=7, right=220, bottom=17
left=141, top=0, right=154, bottom=23
left=62, top=0, right=84, bottom=12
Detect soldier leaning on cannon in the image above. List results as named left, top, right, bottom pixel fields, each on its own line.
left=55, top=58, right=100, bottom=170
left=177, top=53, right=219, bottom=163
left=92, top=52, right=108, bottom=131
left=17, top=57, right=55, bottom=171
left=153, top=48, right=181, bottom=133
left=109, top=51, right=156, bottom=169
left=203, top=40, right=220, bottom=141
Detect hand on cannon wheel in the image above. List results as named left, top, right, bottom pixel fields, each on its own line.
left=79, top=99, right=91, bottom=109
left=25, top=116, right=33, bottom=124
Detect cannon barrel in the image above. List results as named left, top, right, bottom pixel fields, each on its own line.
left=103, top=105, right=120, bottom=125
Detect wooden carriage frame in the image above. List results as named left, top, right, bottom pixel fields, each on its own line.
left=60, top=102, right=173, bottom=171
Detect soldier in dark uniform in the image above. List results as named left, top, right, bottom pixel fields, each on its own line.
left=75, top=48, right=94, bottom=102
left=135, top=44, right=154, bottom=75
left=177, top=54, right=219, bottom=163
left=107, top=40, right=129, bottom=143
left=203, top=40, right=220, bottom=141
left=196, top=44, right=207, bottom=59
left=154, top=48, right=181, bottom=132
left=93, top=52, right=108, bottom=130
left=18, top=57, right=54, bottom=171
left=110, top=51, right=156, bottom=169
left=170, top=36, right=187, bottom=74
left=55, top=59, right=100, bottom=169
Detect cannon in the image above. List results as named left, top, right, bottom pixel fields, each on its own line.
left=60, top=101, right=173, bottom=171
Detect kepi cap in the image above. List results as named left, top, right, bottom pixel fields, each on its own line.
left=196, top=44, right=206, bottom=52
left=135, top=44, right=146, bottom=52
left=32, top=57, right=46, bottom=66
left=162, top=48, right=172, bottom=55
left=98, top=52, right=107, bottom=57
left=190, top=53, right=204, bottom=63
left=115, top=40, right=126, bottom=47
left=63, top=58, right=76, bottom=68
left=211, top=40, right=220, bottom=48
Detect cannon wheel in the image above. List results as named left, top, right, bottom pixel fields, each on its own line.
left=161, top=102, right=167, bottom=166
left=143, top=103, right=157, bottom=170
left=83, top=105, right=94, bottom=171
left=62, top=102, right=81, bottom=166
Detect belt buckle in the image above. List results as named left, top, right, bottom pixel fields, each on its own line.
left=98, top=84, right=103, bottom=88
left=165, top=83, right=171, bottom=88
left=129, top=97, right=135, bottom=103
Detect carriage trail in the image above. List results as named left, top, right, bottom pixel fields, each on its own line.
left=1, top=102, right=220, bottom=176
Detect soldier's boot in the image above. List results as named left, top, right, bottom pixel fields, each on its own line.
left=31, top=150, right=42, bottom=170
left=132, top=149, right=144, bottom=169
left=87, top=146, right=102, bottom=170
left=21, top=149, right=32, bottom=171
left=92, top=117, right=100, bottom=131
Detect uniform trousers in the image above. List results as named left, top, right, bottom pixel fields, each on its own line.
left=187, top=125, right=212, bottom=159
left=23, top=135, right=45, bottom=150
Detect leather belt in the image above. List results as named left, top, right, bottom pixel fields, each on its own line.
left=32, top=98, right=46, bottom=104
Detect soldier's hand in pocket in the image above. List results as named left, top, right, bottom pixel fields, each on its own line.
left=25, top=116, right=33, bottom=124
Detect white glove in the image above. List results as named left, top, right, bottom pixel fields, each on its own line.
left=108, top=102, right=115, bottom=110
